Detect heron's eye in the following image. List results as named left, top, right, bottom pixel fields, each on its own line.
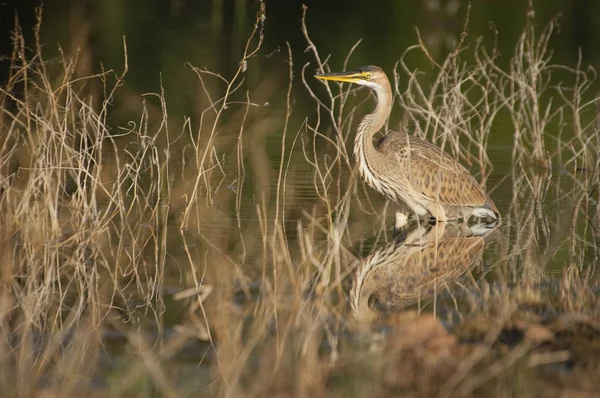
left=365, top=72, right=373, bottom=79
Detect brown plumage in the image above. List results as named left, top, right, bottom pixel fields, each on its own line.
left=316, top=65, right=499, bottom=223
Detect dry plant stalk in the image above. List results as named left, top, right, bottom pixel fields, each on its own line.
left=0, top=2, right=598, bottom=397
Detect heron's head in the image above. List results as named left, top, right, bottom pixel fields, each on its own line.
left=315, top=65, right=388, bottom=90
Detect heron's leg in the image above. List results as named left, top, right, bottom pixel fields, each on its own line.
left=427, top=203, right=447, bottom=224
left=430, top=218, right=447, bottom=240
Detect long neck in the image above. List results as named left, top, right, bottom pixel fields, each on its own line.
left=353, top=80, right=393, bottom=179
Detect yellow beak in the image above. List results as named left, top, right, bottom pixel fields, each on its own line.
left=315, top=71, right=365, bottom=84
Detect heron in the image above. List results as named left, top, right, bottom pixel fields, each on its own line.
left=315, top=65, right=499, bottom=225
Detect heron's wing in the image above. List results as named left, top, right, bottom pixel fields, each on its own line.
left=402, top=139, right=487, bottom=207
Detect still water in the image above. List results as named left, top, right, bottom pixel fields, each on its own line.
left=1, top=0, right=599, bottom=395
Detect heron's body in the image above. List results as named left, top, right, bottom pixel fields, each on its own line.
left=316, top=65, right=499, bottom=223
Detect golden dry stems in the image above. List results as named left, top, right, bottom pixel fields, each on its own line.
left=0, top=2, right=598, bottom=397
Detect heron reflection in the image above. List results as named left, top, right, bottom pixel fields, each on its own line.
left=350, top=222, right=498, bottom=322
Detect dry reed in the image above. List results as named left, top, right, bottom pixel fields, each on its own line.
left=0, top=2, right=598, bottom=397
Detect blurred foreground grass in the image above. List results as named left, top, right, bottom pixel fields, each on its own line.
left=0, top=4, right=599, bottom=397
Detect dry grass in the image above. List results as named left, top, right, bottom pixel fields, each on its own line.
left=0, top=2, right=598, bottom=397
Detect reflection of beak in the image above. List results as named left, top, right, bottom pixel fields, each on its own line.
left=315, top=71, right=365, bottom=84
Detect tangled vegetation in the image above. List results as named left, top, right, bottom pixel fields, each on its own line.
left=0, top=3, right=598, bottom=397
